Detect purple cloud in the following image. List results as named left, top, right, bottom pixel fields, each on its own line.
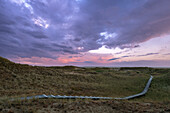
left=164, top=53, right=170, bottom=55
left=108, top=53, right=159, bottom=61
left=110, top=60, right=170, bottom=67
left=0, top=0, right=170, bottom=59
left=69, top=61, right=96, bottom=64
left=108, top=58, right=120, bottom=61
left=137, top=53, right=159, bottom=57
left=83, top=61, right=95, bottom=63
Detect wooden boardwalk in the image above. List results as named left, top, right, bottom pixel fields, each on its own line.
left=12, top=76, right=153, bottom=101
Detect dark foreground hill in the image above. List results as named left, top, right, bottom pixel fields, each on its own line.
left=0, top=56, right=170, bottom=112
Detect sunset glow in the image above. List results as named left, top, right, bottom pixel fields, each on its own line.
left=1, top=0, right=170, bottom=67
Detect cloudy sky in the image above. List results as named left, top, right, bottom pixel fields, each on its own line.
left=0, top=0, right=170, bottom=67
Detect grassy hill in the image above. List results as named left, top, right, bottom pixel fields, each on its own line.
left=0, top=56, right=170, bottom=112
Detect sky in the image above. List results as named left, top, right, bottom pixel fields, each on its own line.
left=0, top=0, right=170, bottom=67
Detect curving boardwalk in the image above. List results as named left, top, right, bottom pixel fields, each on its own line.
left=115, top=75, right=153, bottom=99
left=12, top=76, right=153, bottom=101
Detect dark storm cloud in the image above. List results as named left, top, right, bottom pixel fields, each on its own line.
left=0, top=0, right=170, bottom=58
left=0, top=0, right=77, bottom=58
left=83, top=0, right=170, bottom=48
left=32, top=42, right=78, bottom=54
left=52, top=43, right=73, bottom=50
left=21, top=30, right=48, bottom=39
left=0, top=22, right=17, bottom=34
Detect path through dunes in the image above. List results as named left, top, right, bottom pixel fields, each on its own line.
left=0, top=56, right=170, bottom=112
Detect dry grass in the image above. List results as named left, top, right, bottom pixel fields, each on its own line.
left=0, top=98, right=170, bottom=113
left=0, top=56, right=170, bottom=112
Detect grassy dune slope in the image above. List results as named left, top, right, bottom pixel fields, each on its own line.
left=0, top=56, right=170, bottom=112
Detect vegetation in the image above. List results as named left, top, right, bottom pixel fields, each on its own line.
left=0, top=56, right=170, bottom=112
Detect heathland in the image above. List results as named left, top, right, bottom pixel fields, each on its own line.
left=0, top=56, right=170, bottom=112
